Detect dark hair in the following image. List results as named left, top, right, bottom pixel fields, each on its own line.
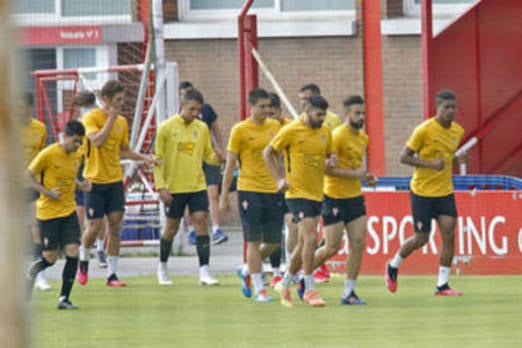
left=101, top=80, right=125, bottom=100
left=74, top=90, right=96, bottom=107
left=182, top=88, right=204, bottom=105
left=300, top=83, right=321, bottom=95
left=269, top=92, right=281, bottom=108
left=343, top=95, right=365, bottom=108
left=64, top=119, right=85, bottom=137
left=247, top=88, right=270, bottom=105
left=305, top=95, right=329, bottom=110
left=25, top=92, right=34, bottom=106
left=436, top=89, right=456, bottom=105
left=179, top=81, right=194, bottom=91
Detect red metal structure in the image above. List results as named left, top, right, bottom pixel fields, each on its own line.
left=422, top=0, right=522, bottom=176
left=238, top=0, right=258, bottom=120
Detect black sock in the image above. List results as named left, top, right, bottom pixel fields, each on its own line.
left=196, top=235, right=210, bottom=267
left=60, top=257, right=78, bottom=301
left=159, top=238, right=173, bottom=263
left=270, top=247, right=282, bottom=268
left=33, top=243, right=43, bottom=260
left=29, top=256, right=54, bottom=278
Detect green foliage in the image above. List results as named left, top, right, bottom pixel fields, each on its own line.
left=32, top=275, right=522, bottom=348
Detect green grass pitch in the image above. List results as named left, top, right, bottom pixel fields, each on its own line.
left=31, top=275, right=522, bottom=348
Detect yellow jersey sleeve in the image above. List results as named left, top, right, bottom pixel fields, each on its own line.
left=23, top=119, right=47, bottom=166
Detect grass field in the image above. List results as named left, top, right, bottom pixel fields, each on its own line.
left=31, top=275, right=522, bottom=348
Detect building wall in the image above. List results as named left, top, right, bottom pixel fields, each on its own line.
left=165, top=34, right=423, bottom=176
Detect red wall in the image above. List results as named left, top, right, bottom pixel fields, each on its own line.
left=429, top=0, right=522, bottom=176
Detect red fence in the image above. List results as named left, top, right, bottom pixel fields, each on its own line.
left=324, top=190, right=522, bottom=275
left=427, top=0, right=522, bottom=176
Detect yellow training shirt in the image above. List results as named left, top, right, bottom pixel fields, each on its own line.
left=23, top=118, right=47, bottom=166
left=299, top=110, right=342, bottom=130
left=154, top=114, right=217, bottom=193
left=270, top=120, right=333, bottom=202
left=228, top=118, right=281, bottom=193
left=407, top=117, right=464, bottom=197
left=324, top=125, right=369, bottom=198
left=82, top=109, right=129, bottom=184
left=28, top=143, right=82, bottom=220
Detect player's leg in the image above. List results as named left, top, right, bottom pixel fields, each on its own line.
left=157, top=193, right=184, bottom=285
left=95, top=217, right=108, bottom=268
left=57, top=213, right=81, bottom=309
left=27, top=218, right=59, bottom=298
left=78, top=183, right=105, bottom=285
left=342, top=215, right=367, bottom=305
left=190, top=190, right=218, bottom=285
left=386, top=192, right=432, bottom=292
left=204, top=163, right=228, bottom=245
left=104, top=182, right=125, bottom=286
left=434, top=194, right=461, bottom=295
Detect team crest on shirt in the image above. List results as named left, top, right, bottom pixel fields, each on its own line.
left=451, top=137, right=457, bottom=145
left=193, top=131, right=198, bottom=139
left=321, top=136, right=326, bottom=144
left=116, top=125, right=122, bottom=134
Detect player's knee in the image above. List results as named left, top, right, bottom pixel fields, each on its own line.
left=414, top=233, right=430, bottom=247
left=351, top=237, right=365, bottom=252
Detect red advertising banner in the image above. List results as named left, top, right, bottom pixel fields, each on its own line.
left=324, top=191, right=522, bottom=275
left=21, top=26, right=103, bottom=45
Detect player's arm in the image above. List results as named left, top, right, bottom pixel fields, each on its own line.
left=26, top=155, right=60, bottom=200
left=400, top=146, right=444, bottom=171
left=219, top=151, right=238, bottom=212
left=119, top=144, right=159, bottom=166
left=152, top=125, right=171, bottom=205
left=210, top=119, right=225, bottom=154
left=86, top=111, right=118, bottom=148
left=203, top=127, right=224, bottom=165
left=263, top=145, right=288, bottom=192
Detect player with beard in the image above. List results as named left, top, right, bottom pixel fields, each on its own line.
left=263, top=95, right=335, bottom=307
left=316, top=95, right=377, bottom=305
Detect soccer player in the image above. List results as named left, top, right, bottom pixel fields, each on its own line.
left=26, top=120, right=91, bottom=309
left=318, top=95, right=378, bottom=305
left=77, top=80, right=158, bottom=287
left=154, top=88, right=222, bottom=286
left=297, top=83, right=341, bottom=283
left=72, top=91, right=108, bottom=268
left=219, top=88, right=284, bottom=302
left=298, top=83, right=342, bottom=130
left=179, top=81, right=229, bottom=245
left=385, top=89, right=466, bottom=296
left=264, top=95, right=335, bottom=307
left=21, top=92, right=51, bottom=291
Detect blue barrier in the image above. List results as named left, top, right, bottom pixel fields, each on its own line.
left=363, top=175, right=522, bottom=191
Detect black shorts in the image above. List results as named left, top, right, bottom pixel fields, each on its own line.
left=410, top=192, right=458, bottom=233
left=238, top=191, right=284, bottom=243
left=85, top=181, right=125, bottom=219
left=285, top=198, right=322, bottom=223
left=75, top=190, right=85, bottom=206
left=38, top=212, right=81, bottom=251
left=322, top=195, right=366, bottom=226
left=203, top=163, right=222, bottom=186
left=26, top=188, right=40, bottom=203
left=164, top=190, right=208, bottom=219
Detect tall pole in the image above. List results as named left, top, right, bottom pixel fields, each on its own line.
left=152, top=0, right=167, bottom=122
left=421, top=0, right=434, bottom=118
left=0, top=0, right=29, bottom=346
left=362, top=0, right=386, bottom=175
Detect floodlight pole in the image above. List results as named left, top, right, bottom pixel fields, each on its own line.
left=238, top=0, right=258, bottom=120
left=421, top=0, right=434, bottom=119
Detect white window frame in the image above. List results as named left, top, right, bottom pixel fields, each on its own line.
left=404, top=0, right=479, bottom=17
left=13, top=0, right=132, bottom=26
left=178, top=0, right=356, bottom=22
left=56, top=44, right=117, bottom=113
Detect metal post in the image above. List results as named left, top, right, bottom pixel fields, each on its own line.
left=421, top=0, right=434, bottom=119
left=362, top=0, right=386, bottom=175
